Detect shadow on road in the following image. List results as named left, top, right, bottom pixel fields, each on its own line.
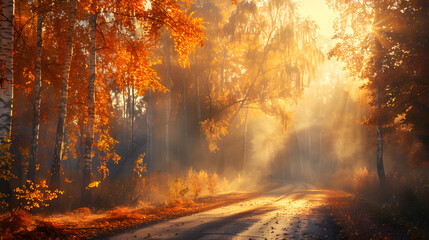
left=174, top=206, right=278, bottom=239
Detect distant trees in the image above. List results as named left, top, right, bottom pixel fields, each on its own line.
left=198, top=0, right=322, bottom=152
left=327, top=0, right=429, bottom=183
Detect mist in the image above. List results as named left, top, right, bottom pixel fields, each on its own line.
left=2, top=0, right=428, bottom=238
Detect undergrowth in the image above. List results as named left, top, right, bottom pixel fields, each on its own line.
left=351, top=167, right=429, bottom=239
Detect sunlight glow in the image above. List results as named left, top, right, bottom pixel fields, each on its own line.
left=297, top=0, right=337, bottom=37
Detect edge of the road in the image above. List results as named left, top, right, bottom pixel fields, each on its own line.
left=93, top=180, right=292, bottom=240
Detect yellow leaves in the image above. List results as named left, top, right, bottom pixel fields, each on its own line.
left=187, top=168, right=211, bottom=199
left=200, top=119, right=229, bottom=152
left=86, top=181, right=100, bottom=189
left=96, top=130, right=120, bottom=179
left=187, top=168, right=202, bottom=198
left=13, top=180, right=63, bottom=211
left=133, top=154, right=147, bottom=178
left=0, top=134, right=16, bottom=182
left=167, top=169, right=219, bottom=201
left=208, top=173, right=218, bottom=194
left=167, top=176, right=187, bottom=201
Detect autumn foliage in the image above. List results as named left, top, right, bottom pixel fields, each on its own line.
left=0, top=0, right=427, bottom=238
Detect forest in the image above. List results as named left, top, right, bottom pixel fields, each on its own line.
left=0, top=0, right=428, bottom=239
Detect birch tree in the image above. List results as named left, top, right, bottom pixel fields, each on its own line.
left=51, top=0, right=76, bottom=190
left=27, top=0, right=44, bottom=183
left=0, top=0, right=14, bottom=142
left=81, top=11, right=97, bottom=205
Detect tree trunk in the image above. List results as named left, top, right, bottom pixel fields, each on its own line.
left=131, top=80, right=135, bottom=152
left=220, top=48, right=227, bottom=91
left=182, top=77, right=189, bottom=163
left=376, top=123, right=385, bottom=184
left=0, top=0, right=14, bottom=141
left=51, top=0, right=76, bottom=190
left=146, top=86, right=152, bottom=170
left=126, top=85, right=131, bottom=153
left=165, top=51, right=171, bottom=169
left=242, top=107, right=248, bottom=170
left=197, top=74, right=206, bottom=163
left=81, top=12, right=96, bottom=206
left=28, top=2, right=43, bottom=182
left=196, top=75, right=201, bottom=125
left=373, top=5, right=386, bottom=186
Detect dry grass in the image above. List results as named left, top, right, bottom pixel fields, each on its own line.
left=0, top=210, right=35, bottom=238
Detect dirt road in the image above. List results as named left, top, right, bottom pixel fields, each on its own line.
left=109, top=182, right=346, bottom=240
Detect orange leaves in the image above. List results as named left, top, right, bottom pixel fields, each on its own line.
left=110, top=42, right=165, bottom=96
left=170, top=14, right=206, bottom=67
left=11, top=0, right=205, bottom=191
left=96, top=130, right=120, bottom=179
left=79, top=0, right=99, bottom=14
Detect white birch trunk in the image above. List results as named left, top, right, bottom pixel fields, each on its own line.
left=28, top=2, right=43, bottom=182
left=51, top=0, right=76, bottom=190
left=146, top=86, right=152, bottom=169
left=0, top=0, right=14, bottom=142
left=82, top=12, right=96, bottom=205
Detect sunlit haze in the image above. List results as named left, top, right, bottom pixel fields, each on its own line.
left=2, top=0, right=427, bottom=239
left=298, top=0, right=336, bottom=37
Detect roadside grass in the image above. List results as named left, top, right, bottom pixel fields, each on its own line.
left=0, top=192, right=254, bottom=240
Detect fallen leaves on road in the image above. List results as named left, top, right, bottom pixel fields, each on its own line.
left=1, top=193, right=254, bottom=240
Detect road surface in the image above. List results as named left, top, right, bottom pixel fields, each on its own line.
left=109, top=182, right=344, bottom=240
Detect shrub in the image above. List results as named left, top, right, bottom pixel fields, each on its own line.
left=208, top=173, right=218, bottom=194
left=167, top=176, right=188, bottom=201
left=13, top=180, right=63, bottom=211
